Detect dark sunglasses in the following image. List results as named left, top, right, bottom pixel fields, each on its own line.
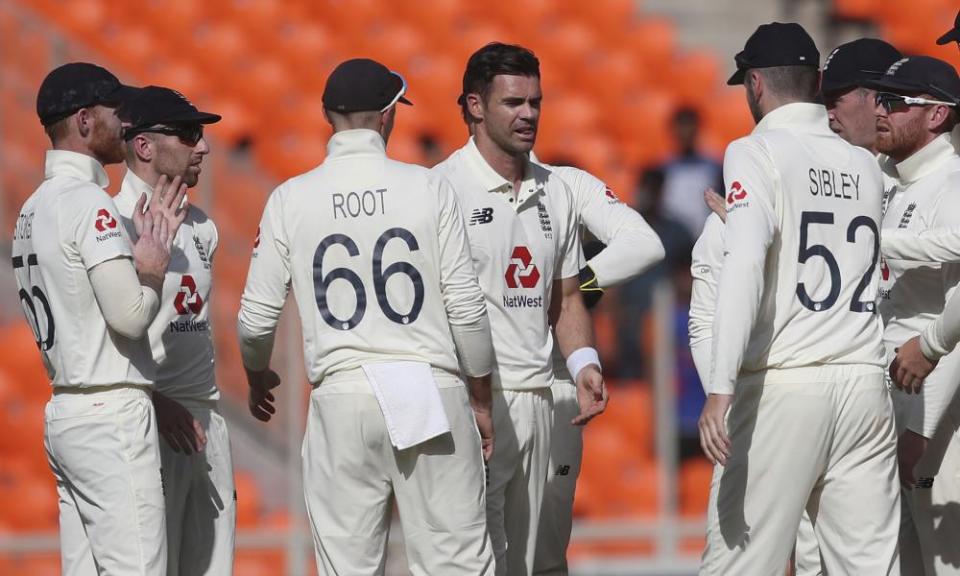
left=875, top=91, right=957, bottom=113
left=124, top=123, right=204, bottom=146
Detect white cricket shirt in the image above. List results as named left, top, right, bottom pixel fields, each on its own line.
left=239, top=129, right=487, bottom=384
left=535, top=162, right=665, bottom=380
left=114, top=171, right=219, bottom=401
left=689, top=212, right=725, bottom=394
left=878, top=133, right=960, bottom=437
left=11, top=150, right=153, bottom=388
left=434, top=139, right=580, bottom=391
left=710, top=103, right=886, bottom=395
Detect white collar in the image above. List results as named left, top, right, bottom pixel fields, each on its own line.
left=117, top=169, right=155, bottom=205
left=326, top=129, right=386, bottom=160
left=753, top=102, right=832, bottom=136
left=461, top=137, right=541, bottom=198
left=44, top=150, right=109, bottom=188
left=895, top=133, right=957, bottom=185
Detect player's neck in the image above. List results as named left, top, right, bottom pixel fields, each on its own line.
left=474, top=135, right=526, bottom=191
left=52, top=139, right=108, bottom=167
left=128, top=163, right=161, bottom=196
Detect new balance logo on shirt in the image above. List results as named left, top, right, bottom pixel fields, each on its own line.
left=469, top=207, right=494, bottom=225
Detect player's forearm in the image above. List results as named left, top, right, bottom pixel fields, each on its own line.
left=587, top=220, right=664, bottom=288
left=450, top=315, right=494, bottom=378
left=690, top=339, right=713, bottom=395
left=921, top=289, right=960, bottom=360
left=882, top=227, right=960, bottom=263
left=554, top=281, right=596, bottom=359
left=236, top=317, right=277, bottom=372
left=89, top=258, right=160, bottom=340
left=709, top=250, right=766, bottom=394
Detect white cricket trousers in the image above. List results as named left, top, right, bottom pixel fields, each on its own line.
left=44, top=385, right=166, bottom=576
left=486, top=387, right=553, bottom=576
left=533, top=379, right=581, bottom=575
left=700, top=365, right=900, bottom=576
left=159, top=400, right=236, bottom=576
left=301, top=369, right=493, bottom=575
left=897, top=395, right=960, bottom=575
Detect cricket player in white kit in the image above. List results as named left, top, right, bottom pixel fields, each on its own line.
left=698, top=23, right=899, bottom=575
left=868, top=57, right=960, bottom=576
left=531, top=159, right=664, bottom=574
left=435, top=43, right=608, bottom=576
left=114, top=86, right=235, bottom=576
left=14, top=63, right=187, bottom=576
left=237, top=58, right=497, bottom=575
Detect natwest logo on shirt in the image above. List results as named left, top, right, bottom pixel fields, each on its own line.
left=727, top=181, right=748, bottom=205
left=173, top=275, right=204, bottom=315
left=95, top=209, right=118, bottom=232
left=505, top=246, right=540, bottom=289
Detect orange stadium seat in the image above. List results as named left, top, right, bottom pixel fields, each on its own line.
left=833, top=0, right=880, bottom=20
left=670, top=51, right=721, bottom=108
left=624, top=18, right=677, bottom=78
left=679, top=456, right=714, bottom=517
left=234, top=470, right=263, bottom=528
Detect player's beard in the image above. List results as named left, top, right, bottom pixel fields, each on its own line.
left=876, top=116, right=927, bottom=161
left=746, top=81, right=764, bottom=124
left=89, top=109, right=125, bottom=165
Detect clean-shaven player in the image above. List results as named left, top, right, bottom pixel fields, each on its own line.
left=698, top=23, right=899, bottom=574
left=435, top=43, right=608, bottom=575
left=530, top=158, right=664, bottom=574
left=869, top=57, right=960, bottom=576
left=238, top=58, right=497, bottom=575
left=114, top=86, right=235, bottom=576
left=15, top=63, right=187, bottom=575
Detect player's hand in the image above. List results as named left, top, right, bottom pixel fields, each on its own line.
left=247, top=367, right=281, bottom=422
left=897, top=429, right=929, bottom=489
left=699, top=393, right=733, bottom=465
left=474, top=408, right=494, bottom=462
left=153, top=391, right=206, bottom=455
left=573, top=365, right=608, bottom=425
left=150, top=174, right=189, bottom=249
left=890, top=336, right=937, bottom=394
left=132, top=194, right=170, bottom=294
left=704, top=187, right=727, bottom=223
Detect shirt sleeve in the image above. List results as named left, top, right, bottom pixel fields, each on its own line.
left=555, top=180, right=582, bottom=280
left=69, top=187, right=133, bottom=270
left=237, top=186, right=291, bottom=371
left=709, top=138, right=779, bottom=395
left=434, top=175, right=495, bottom=377
left=881, top=227, right=960, bottom=263
left=913, top=179, right=960, bottom=437
left=574, top=169, right=665, bottom=287
left=689, top=213, right=726, bottom=394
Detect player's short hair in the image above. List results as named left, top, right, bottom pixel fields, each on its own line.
left=43, top=115, right=71, bottom=144
left=459, top=42, right=540, bottom=124
left=754, top=65, right=819, bottom=101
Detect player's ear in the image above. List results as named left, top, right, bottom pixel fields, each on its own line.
left=380, top=106, right=396, bottom=144
left=75, top=107, right=93, bottom=138
left=132, top=134, right=154, bottom=162
left=466, top=93, right=484, bottom=122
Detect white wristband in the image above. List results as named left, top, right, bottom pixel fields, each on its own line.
left=566, top=347, right=601, bottom=382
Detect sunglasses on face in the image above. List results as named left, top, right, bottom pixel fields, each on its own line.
left=875, top=91, right=957, bottom=113
left=124, top=123, right=204, bottom=146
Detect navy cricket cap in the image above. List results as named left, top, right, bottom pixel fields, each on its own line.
left=120, top=86, right=221, bottom=133
left=36, top=62, right=137, bottom=126
left=821, top=39, right=902, bottom=95
left=728, top=22, right=820, bottom=85
left=322, top=58, right=412, bottom=113
left=937, top=9, right=960, bottom=45
left=868, top=56, right=960, bottom=105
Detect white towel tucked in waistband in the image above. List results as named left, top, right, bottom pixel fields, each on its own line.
left=362, top=361, right=451, bottom=450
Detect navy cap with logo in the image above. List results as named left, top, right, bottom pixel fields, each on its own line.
left=120, top=86, right=221, bottom=136
left=728, top=22, right=820, bottom=86
left=868, top=56, right=960, bottom=105
left=322, top=58, right=412, bottom=113
left=937, top=9, right=960, bottom=45
left=36, top=62, right=137, bottom=127
left=821, top=38, right=902, bottom=95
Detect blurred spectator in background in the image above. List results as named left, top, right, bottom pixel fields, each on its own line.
left=417, top=133, right=446, bottom=167
left=616, top=168, right=693, bottom=379
left=658, top=107, right=724, bottom=239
